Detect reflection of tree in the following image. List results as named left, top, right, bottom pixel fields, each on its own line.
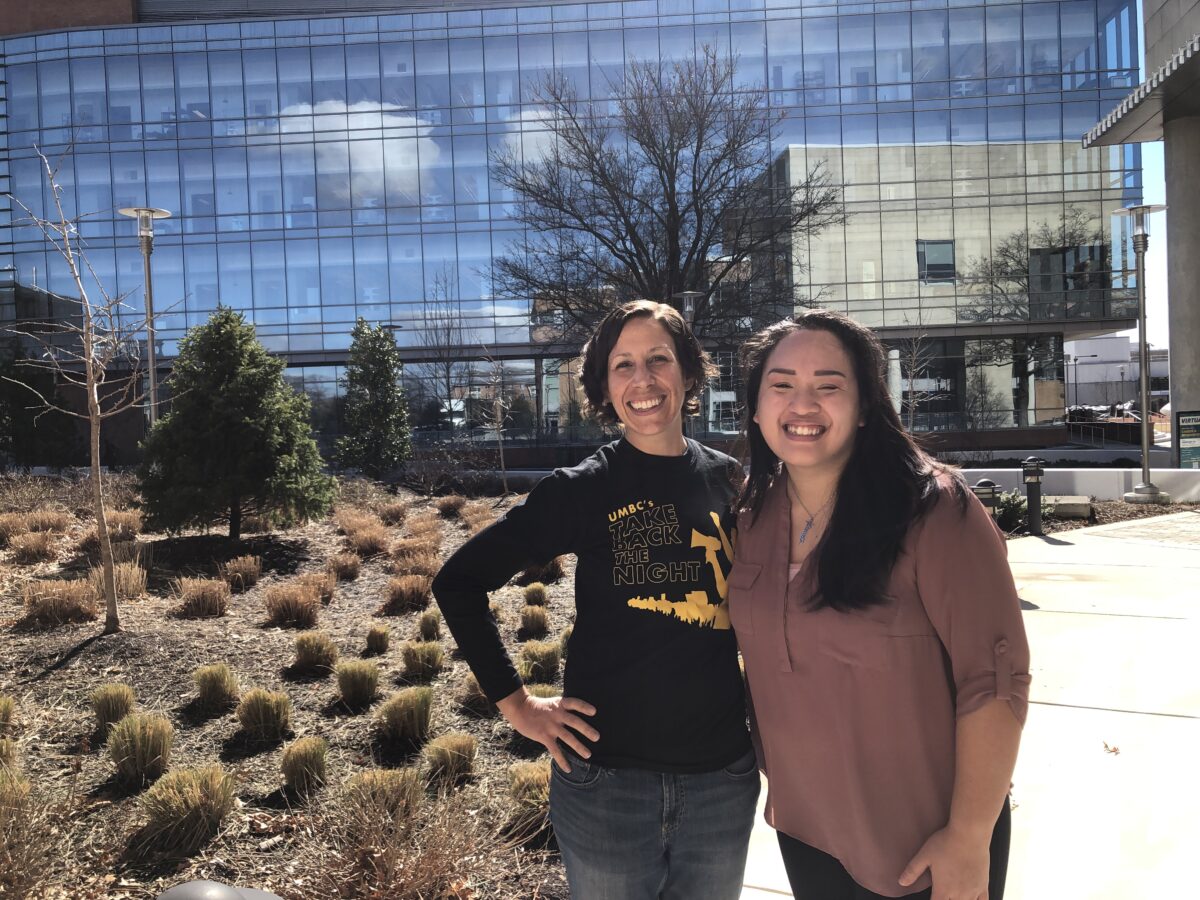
left=412, top=266, right=468, bottom=432
left=894, top=332, right=937, bottom=432
left=962, top=347, right=1013, bottom=432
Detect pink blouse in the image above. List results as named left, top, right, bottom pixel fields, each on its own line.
left=730, top=474, right=1030, bottom=897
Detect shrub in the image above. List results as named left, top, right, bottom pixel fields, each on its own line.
left=458, top=674, right=496, bottom=717
left=20, top=578, right=98, bottom=625
left=518, top=641, right=560, bottom=684
left=10, top=532, right=59, bottom=564
left=176, top=577, right=230, bottom=618
left=281, top=736, right=328, bottom=795
left=418, top=609, right=441, bottom=641
left=222, top=554, right=262, bottom=592
left=560, top=624, right=574, bottom=659
left=91, top=683, right=136, bottom=736
left=107, top=713, right=175, bottom=787
left=434, top=495, right=467, bottom=518
left=515, top=555, right=565, bottom=586
left=402, top=641, right=444, bottom=681
left=294, top=631, right=339, bottom=673
left=193, top=663, right=239, bottom=711
left=0, top=694, right=16, bottom=735
left=376, top=687, right=433, bottom=747
left=24, top=508, right=72, bottom=533
left=378, top=501, right=410, bottom=526
left=510, top=760, right=551, bottom=807
left=345, top=768, right=422, bottom=829
left=520, top=605, right=549, bottom=638
left=236, top=689, right=292, bottom=743
left=137, top=764, right=236, bottom=855
left=365, top=624, right=390, bottom=655
left=265, top=583, right=319, bottom=628
left=297, top=571, right=336, bottom=604
left=90, top=561, right=147, bottom=602
left=522, top=582, right=547, bottom=606
left=327, top=552, right=361, bottom=581
left=336, top=660, right=380, bottom=710
left=347, top=524, right=390, bottom=557
left=380, top=575, right=433, bottom=615
left=423, top=732, right=476, bottom=787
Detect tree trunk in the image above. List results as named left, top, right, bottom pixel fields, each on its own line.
left=493, top=397, right=508, bottom=495
left=229, top=497, right=242, bottom=542
left=89, top=382, right=120, bottom=634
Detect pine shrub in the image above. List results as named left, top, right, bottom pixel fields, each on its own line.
left=417, top=609, right=441, bottom=641
left=381, top=575, right=433, bottom=615
left=21, top=578, right=98, bottom=625
left=193, top=663, right=239, bottom=711
left=236, top=689, right=292, bottom=743
left=176, top=577, right=230, bottom=618
left=402, top=641, right=444, bottom=681
left=378, top=501, right=409, bottom=526
left=91, top=683, right=136, bottom=736
left=222, top=554, right=262, bottom=592
left=458, top=674, right=496, bottom=717
left=509, top=760, right=551, bottom=807
left=522, top=582, right=547, bottom=606
left=520, top=605, right=549, bottom=638
left=137, top=764, right=236, bottom=855
left=365, top=624, right=390, bottom=655
left=294, top=631, right=339, bottom=673
left=347, top=524, right=390, bottom=557
left=264, top=582, right=319, bottom=627
left=376, top=687, right=433, bottom=747
left=327, top=552, right=361, bottom=581
left=0, top=694, right=15, bottom=734
left=515, top=555, right=565, bottom=586
left=10, top=531, right=59, bottom=564
left=434, top=495, right=467, bottom=518
left=423, top=732, right=476, bottom=787
left=518, top=641, right=560, bottom=684
left=107, top=713, right=175, bottom=787
left=281, top=736, right=328, bottom=795
left=296, top=570, right=336, bottom=604
left=89, top=561, right=147, bottom=602
left=336, top=660, right=380, bottom=710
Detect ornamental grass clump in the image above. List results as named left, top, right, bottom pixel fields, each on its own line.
left=0, top=512, right=29, bottom=548
left=560, top=624, right=574, bottom=659
left=381, top=575, right=433, bottom=615
left=222, top=554, right=262, bottom=592
left=193, top=663, right=239, bottom=711
left=365, top=624, right=390, bottom=655
left=0, top=694, right=16, bottom=735
left=417, top=609, right=441, bottom=641
left=10, top=532, right=59, bottom=564
left=90, top=561, right=146, bottom=602
left=423, top=732, right=476, bottom=788
left=518, top=641, right=560, bottom=684
left=515, top=555, right=565, bottom=586
left=294, top=631, right=339, bottom=673
left=236, top=689, right=292, bottom=744
left=520, top=605, right=549, bottom=638
left=401, top=641, right=444, bottom=681
left=391, top=536, right=439, bottom=562
left=21, top=578, right=98, bottom=625
left=406, top=513, right=442, bottom=538
left=335, top=508, right=381, bottom=536
left=136, top=764, right=236, bottom=855
left=378, top=500, right=410, bottom=527
left=0, top=737, right=16, bottom=770
left=281, top=736, right=328, bottom=795
left=296, top=570, right=336, bottom=605
left=175, top=577, right=230, bottom=619
left=107, top=713, right=174, bottom=787
left=434, top=495, right=467, bottom=518
left=336, top=660, right=380, bottom=710
left=458, top=674, right=496, bottom=717
left=264, top=582, right=320, bottom=628
left=347, top=524, right=390, bottom=557
left=23, top=508, right=72, bottom=533
left=522, top=582, right=547, bottom=606
left=376, top=687, right=433, bottom=748
left=327, top=551, right=361, bottom=581
left=91, top=683, right=136, bottom=737
left=525, top=684, right=559, bottom=700
left=509, top=760, right=551, bottom=807
left=345, top=767, right=422, bottom=834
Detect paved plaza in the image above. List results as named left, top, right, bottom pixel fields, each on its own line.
left=741, top=511, right=1200, bottom=899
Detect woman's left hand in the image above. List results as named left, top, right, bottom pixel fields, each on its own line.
left=898, top=825, right=990, bottom=900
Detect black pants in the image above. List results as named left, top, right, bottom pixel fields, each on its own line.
left=777, top=799, right=1011, bottom=900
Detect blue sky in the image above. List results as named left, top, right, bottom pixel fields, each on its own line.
left=1127, top=141, right=1169, bottom=348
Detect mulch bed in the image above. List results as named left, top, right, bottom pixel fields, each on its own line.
left=1006, top=500, right=1197, bottom=538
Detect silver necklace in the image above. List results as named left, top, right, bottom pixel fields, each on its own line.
left=787, top=479, right=835, bottom=545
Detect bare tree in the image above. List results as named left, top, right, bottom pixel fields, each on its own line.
left=893, top=332, right=938, bottom=433
left=491, top=47, right=844, bottom=343
left=3, top=151, right=167, bottom=634
left=412, top=265, right=469, bottom=433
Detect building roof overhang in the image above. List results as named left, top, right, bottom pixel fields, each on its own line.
left=1084, top=34, right=1200, bottom=147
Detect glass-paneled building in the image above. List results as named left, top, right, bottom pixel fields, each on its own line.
left=0, top=0, right=1143, bottom=442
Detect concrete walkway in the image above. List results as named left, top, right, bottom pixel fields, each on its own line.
left=741, top=511, right=1200, bottom=899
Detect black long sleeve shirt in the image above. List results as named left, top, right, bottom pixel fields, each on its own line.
left=432, top=438, right=751, bottom=772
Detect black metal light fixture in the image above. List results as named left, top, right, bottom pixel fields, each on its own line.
left=1022, top=457, right=1046, bottom=536
left=972, top=478, right=999, bottom=515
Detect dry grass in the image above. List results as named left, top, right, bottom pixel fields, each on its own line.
left=193, top=663, right=239, bottom=711
left=515, top=555, right=565, bottom=586
left=10, top=531, right=60, bottom=564
left=391, top=552, right=440, bottom=579
left=334, top=508, right=382, bottom=536
left=293, top=631, right=339, bottom=673
left=264, top=582, right=320, bottom=628
left=336, top=660, right=380, bottom=710
left=517, top=641, right=560, bottom=684
left=378, top=501, right=409, bottom=526
left=236, top=689, right=292, bottom=743
left=344, top=768, right=422, bottom=831
left=346, top=524, right=390, bottom=557
left=458, top=674, right=496, bottom=717
left=21, top=578, right=98, bottom=626
left=222, top=554, right=262, bottom=592
left=401, top=641, right=444, bottom=681
left=23, top=508, right=73, bottom=533
left=417, top=608, right=441, bottom=641
left=391, top=536, right=439, bottom=562
left=296, top=570, right=336, bottom=605
left=510, top=760, right=551, bottom=807
left=0, top=512, right=29, bottom=548
left=111, top=540, right=152, bottom=568
left=0, top=737, right=15, bottom=770
left=520, top=605, right=549, bottom=638
left=376, top=687, right=433, bottom=747
left=281, top=736, right=328, bottom=795
left=523, top=582, right=548, bottom=606
left=107, top=713, right=174, bottom=787
left=489, top=599, right=505, bottom=622
left=89, top=561, right=147, bottom=602
left=91, top=683, right=136, bottom=737
left=525, top=684, right=559, bottom=700
left=560, top=624, right=574, bottom=659
left=406, top=513, right=442, bottom=539
left=77, top=509, right=142, bottom=552
left=0, top=695, right=14, bottom=735
left=423, top=732, right=476, bottom=787
left=380, top=575, right=432, bottom=615
left=365, top=624, right=390, bottom=655
left=326, top=551, right=361, bottom=581
left=0, top=767, right=57, bottom=898
left=433, top=495, right=467, bottom=518
left=175, top=577, right=230, bottom=619
left=135, top=764, right=236, bottom=856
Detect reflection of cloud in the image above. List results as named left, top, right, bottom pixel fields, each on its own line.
left=277, top=100, right=440, bottom=201
left=507, top=106, right=554, bottom=164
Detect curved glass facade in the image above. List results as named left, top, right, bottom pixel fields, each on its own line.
left=0, top=0, right=1142, bottom=434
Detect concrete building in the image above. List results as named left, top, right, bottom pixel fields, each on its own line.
left=1065, top=335, right=1169, bottom=408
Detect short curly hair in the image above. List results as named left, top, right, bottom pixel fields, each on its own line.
left=579, top=300, right=716, bottom=425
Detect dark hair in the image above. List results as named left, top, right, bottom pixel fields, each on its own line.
left=735, top=309, right=965, bottom=612
left=579, top=300, right=716, bottom=425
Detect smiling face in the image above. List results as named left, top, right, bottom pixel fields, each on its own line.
left=753, top=328, right=864, bottom=479
left=603, top=316, right=691, bottom=455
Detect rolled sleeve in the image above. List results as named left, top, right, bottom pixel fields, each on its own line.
left=914, top=486, right=1032, bottom=726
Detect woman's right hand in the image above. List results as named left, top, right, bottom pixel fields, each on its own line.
left=497, top=688, right=599, bottom=772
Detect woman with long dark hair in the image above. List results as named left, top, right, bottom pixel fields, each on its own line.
left=434, top=300, right=758, bottom=899
left=729, top=310, right=1030, bottom=900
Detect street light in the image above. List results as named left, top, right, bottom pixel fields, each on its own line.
left=671, top=291, right=705, bottom=326
left=1112, top=204, right=1170, bottom=504
left=118, top=206, right=171, bottom=425
left=1067, top=353, right=1098, bottom=408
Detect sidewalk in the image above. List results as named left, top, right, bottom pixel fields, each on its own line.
left=741, top=511, right=1200, bottom=899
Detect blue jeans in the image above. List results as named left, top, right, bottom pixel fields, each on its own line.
left=549, top=749, right=760, bottom=899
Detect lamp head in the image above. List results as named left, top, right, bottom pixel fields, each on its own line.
left=118, top=206, right=172, bottom=238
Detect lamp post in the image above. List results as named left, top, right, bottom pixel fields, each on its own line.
left=1068, top=353, right=1098, bottom=408
left=1021, top=457, right=1046, bottom=536
left=672, top=291, right=706, bottom=436
left=118, top=207, right=171, bottom=425
left=1112, top=204, right=1170, bottom=504
left=971, top=478, right=999, bottom=516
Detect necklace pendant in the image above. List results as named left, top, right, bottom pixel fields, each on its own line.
left=797, top=516, right=815, bottom=544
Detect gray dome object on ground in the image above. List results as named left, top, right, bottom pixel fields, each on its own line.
left=156, top=881, right=283, bottom=900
